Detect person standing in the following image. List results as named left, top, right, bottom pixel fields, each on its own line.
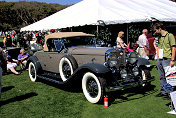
left=0, top=50, right=2, bottom=97
left=3, top=34, right=7, bottom=49
left=0, top=47, right=7, bottom=74
left=153, top=22, right=176, bottom=99
left=6, top=34, right=12, bottom=47
left=0, top=66, right=2, bottom=97
left=138, top=29, right=149, bottom=59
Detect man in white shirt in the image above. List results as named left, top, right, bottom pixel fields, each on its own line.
left=138, top=29, right=149, bottom=58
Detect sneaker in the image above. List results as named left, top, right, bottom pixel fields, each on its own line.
left=162, top=96, right=170, bottom=100
left=155, top=93, right=166, bottom=97
left=167, top=110, right=176, bottom=114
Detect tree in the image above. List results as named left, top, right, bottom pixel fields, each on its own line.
left=0, top=1, right=68, bottom=31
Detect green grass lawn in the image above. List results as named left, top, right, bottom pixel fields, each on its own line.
left=0, top=60, right=175, bottom=118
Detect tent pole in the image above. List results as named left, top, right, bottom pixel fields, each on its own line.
left=127, top=24, right=129, bottom=44
left=97, top=25, right=99, bottom=40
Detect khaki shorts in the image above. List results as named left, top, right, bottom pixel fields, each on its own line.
left=138, top=48, right=147, bottom=58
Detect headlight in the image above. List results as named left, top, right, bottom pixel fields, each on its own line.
left=109, top=61, right=117, bottom=67
left=132, top=66, right=139, bottom=76
left=120, top=69, right=127, bottom=78
left=129, top=58, right=137, bottom=64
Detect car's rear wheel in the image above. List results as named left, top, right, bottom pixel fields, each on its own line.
left=59, top=55, right=78, bottom=82
left=82, top=72, right=106, bottom=104
left=28, top=62, right=38, bottom=82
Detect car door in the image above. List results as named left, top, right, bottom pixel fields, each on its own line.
left=35, top=51, right=65, bottom=73
left=45, top=52, right=65, bottom=73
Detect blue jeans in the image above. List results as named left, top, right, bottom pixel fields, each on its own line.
left=157, top=59, right=171, bottom=95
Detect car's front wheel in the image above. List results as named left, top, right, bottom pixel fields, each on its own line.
left=28, top=62, right=38, bottom=82
left=82, top=72, right=106, bottom=104
left=59, top=55, right=78, bottom=82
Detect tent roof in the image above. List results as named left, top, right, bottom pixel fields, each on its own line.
left=21, top=0, right=176, bottom=31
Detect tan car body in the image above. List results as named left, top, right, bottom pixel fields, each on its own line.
left=35, top=32, right=110, bottom=73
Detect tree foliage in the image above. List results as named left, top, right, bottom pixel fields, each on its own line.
left=0, top=1, right=68, bottom=31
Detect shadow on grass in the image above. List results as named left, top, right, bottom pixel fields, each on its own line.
left=0, top=92, right=38, bottom=107
left=107, top=84, right=158, bottom=106
left=40, top=79, right=82, bottom=93
left=1, top=86, right=15, bottom=93
left=40, top=79, right=158, bottom=106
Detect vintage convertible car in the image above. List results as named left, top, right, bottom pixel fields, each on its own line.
left=27, top=32, right=152, bottom=104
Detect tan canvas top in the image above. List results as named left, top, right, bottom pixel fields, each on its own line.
left=45, top=32, right=94, bottom=39
left=44, top=32, right=95, bottom=51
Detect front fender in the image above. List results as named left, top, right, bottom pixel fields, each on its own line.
left=65, top=63, right=111, bottom=85
left=78, top=63, right=111, bottom=74
left=136, top=57, right=150, bottom=67
left=27, top=56, right=42, bottom=72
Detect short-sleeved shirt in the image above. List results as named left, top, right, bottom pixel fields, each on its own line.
left=116, top=37, right=124, bottom=48
left=159, top=32, right=176, bottom=59
left=138, top=34, right=149, bottom=48
left=18, top=53, right=29, bottom=60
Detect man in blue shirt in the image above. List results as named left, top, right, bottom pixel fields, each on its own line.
left=18, top=48, right=29, bottom=68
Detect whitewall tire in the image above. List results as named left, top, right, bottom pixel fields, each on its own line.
left=59, top=55, right=78, bottom=82
left=82, top=72, right=105, bottom=104
left=28, top=62, right=38, bottom=82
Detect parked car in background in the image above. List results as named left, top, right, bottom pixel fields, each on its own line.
left=147, top=37, right=155, bottom=59
left=27, top=32, right=153, bottom=104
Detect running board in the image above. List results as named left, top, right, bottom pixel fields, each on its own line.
left=37, top=75, right=64, bottom=85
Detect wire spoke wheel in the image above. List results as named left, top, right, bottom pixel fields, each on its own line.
left=62, top=62, right=71, bottom=78
left=86, top=77, right=99, bottom=98
left=59, top=55, right=78, bottom=82
left=82, top=72, right=106, bottom=104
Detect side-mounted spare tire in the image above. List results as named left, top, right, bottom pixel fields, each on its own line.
left=82, top=72, right=106, bottom=104
left=59, top=55, right=78, bottom=82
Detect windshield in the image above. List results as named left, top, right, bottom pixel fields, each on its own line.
left=63, top=36, right=96, bottom=48
left=47, top=36, right=95, bottom=52
left=54, top=40, right=64, bottom=51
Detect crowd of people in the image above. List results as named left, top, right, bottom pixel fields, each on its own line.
left=0, top=48, right=29, bottom=75
left=0, top=30, right=47, bottom=49
left=116, top=22, right=176, bottom=100
left=0, top=30, right=56, bottom=76
left=0, top=30, right=59, bottom=75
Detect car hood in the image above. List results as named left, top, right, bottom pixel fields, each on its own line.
left=68, top=46, right=111, bottom=55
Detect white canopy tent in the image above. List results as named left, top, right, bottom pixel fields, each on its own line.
left=21, top=0, right=176, bottom=31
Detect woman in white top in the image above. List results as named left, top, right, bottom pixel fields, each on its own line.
left=116, top=31, right=127, bottom=48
